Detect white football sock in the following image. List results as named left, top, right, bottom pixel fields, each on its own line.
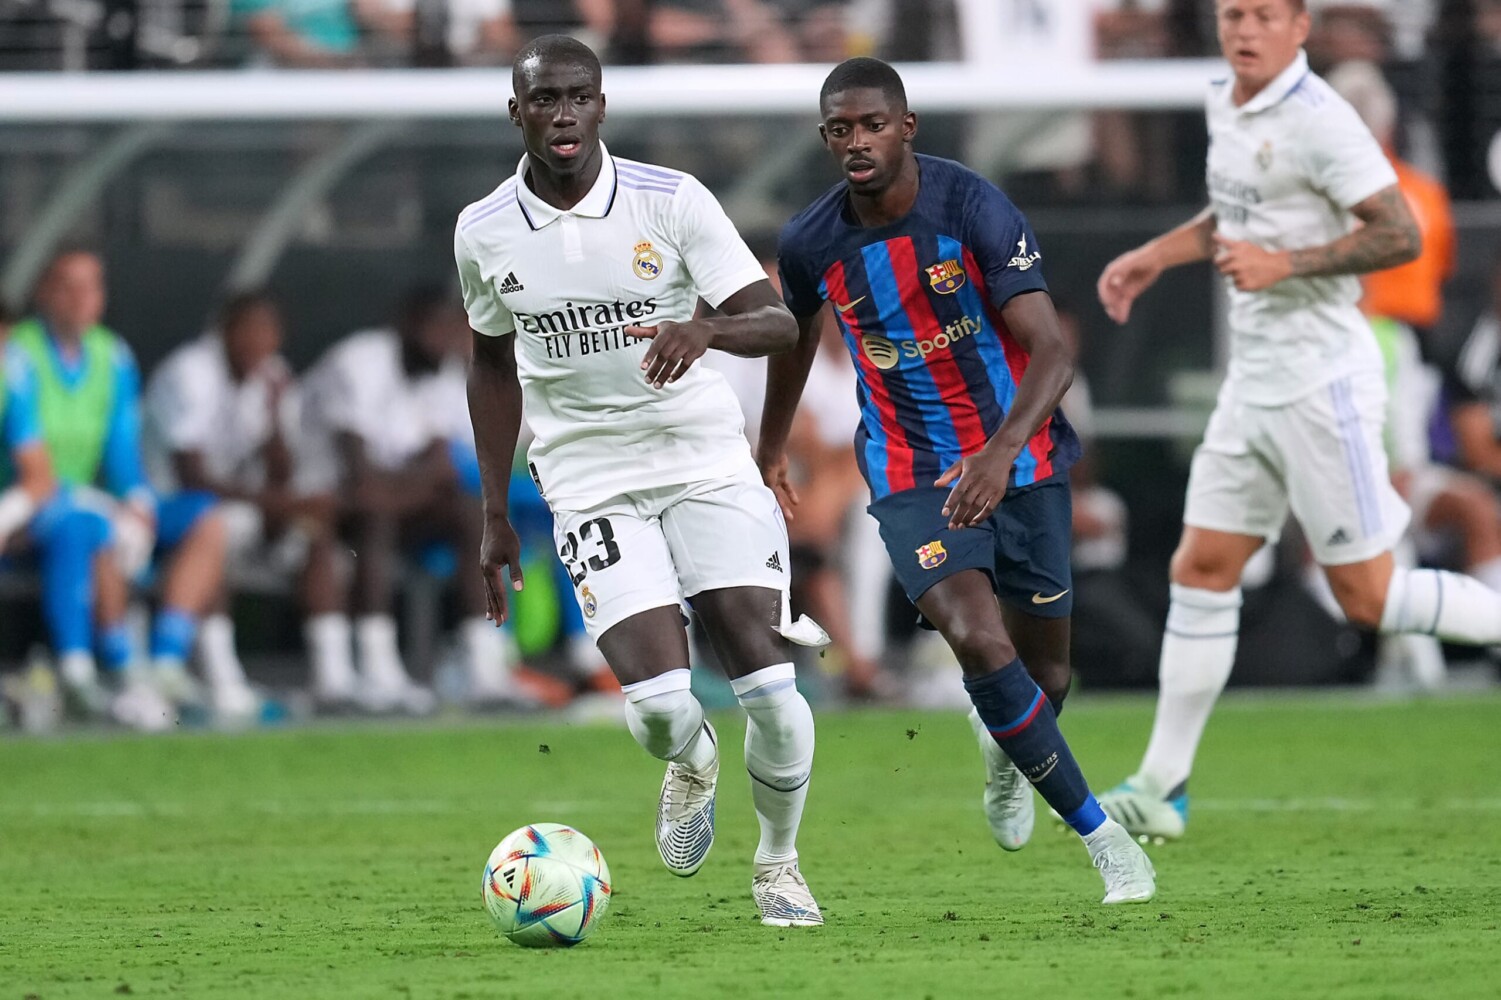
left=1379, top=568, right=1501, bottom=644
left=460, top=615, right=511, bottom=687
left=732, top=662, right=814, bottom=870
left=1470, top=556, right=1501, bottom=596
left=355, top=614, right=411, bottom=687
left=1138, top=584, right=1241, bottom=792
left=622, top=668, right=715, bottom=770
left=59, top=651, right=99, bottom=688
left=305, top=613, right=356, bottom=695
left=197, top=614, right=249, bottom=691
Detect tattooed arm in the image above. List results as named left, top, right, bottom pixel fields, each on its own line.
left=1212, top=185, right=1421, bottom=293
left=1289, top=186, right=1421, bottom=278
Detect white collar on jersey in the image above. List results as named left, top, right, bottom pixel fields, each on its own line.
left=513, top=140, right=619, bottom=230
left=1230, top=48, right=1311, bottom=116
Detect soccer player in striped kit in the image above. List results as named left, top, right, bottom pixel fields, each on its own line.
left=764, top=57, right=1155, bottom=904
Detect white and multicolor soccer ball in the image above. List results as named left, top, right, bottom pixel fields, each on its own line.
left=482, top=823, right=612, bottom=947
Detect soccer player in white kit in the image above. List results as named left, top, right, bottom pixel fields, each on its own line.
left=457, top=35, right=829, bottom=926
left=1095, top=0, right=1501, bottom=840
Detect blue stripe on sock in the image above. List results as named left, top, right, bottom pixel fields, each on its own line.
left=99, top=623, right=135, bottom=673
left=150, top=607, right=198, bottom=661
left=1062, top=794, right=1107, bottom=837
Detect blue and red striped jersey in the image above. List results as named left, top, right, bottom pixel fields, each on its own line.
left=777, top=154, right=1080, bottom=501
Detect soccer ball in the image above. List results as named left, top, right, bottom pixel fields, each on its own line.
left=481, top=823, right=612, bottom=947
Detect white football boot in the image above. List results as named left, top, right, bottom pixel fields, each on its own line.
left=967, top=708, right=1034, bottom=850
left=110, top=673, right=177, bottom=732
left=655, top=722, right=718, bottom=876
left=1084, top=818, right=1157, bottom=905
left=752, top=862, right=824, bottom=927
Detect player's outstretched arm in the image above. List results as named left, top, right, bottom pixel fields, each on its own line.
left=467, top=330, right=526, bottom=624
left=755, top=309, right=824, bottom=518
left=1098, top=206, right=1217, bottom=324
left=625, top=280, right=797, bottom=389
left=937, top=290, right=1073, bottom=529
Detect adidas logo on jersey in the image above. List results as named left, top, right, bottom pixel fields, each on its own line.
left=1327, top=528, right=1351, bottom=547
left=498, top=272, right=524, bottom=293
left=765, top=553, right=783, bottom=572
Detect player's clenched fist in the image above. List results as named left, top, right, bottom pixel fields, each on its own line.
left=1211, top=234, right=1293, bottom=292
left=1097, top=247, right=1163, bottom=325
left=626, top=321, right=715, bottom=389
left=479, top=516, right=525, bottom=625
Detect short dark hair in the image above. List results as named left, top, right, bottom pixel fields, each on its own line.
left=218, top=290, right=275, bottom=332
left=820, top=57, right=907, bottom=113
left=512, top=33, right=602, bottom=91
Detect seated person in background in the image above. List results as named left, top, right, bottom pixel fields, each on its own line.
left=1055, top=304, right=1159, bottom=687
left=145, top=292, right=349, bottom=717
left=648, top=0, right=799, bottom=62
left=301, top=286, right=529, bottom=712
left=373, top=0, right=520, bottom=64
left=1447, top=252, right=1501, bottom=485
left=9, top=251, right=229, bottom=727
left=233, top=0, right=406, bottom=67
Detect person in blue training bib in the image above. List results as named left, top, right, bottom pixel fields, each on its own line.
left=761, top=57, right=1155, bottom=905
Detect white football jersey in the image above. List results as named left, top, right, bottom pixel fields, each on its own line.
left=1206, top=49, right=1398, bottom=405
left=144, top=333, right=298, bottom=493
left=299, top=329, right=455, bottom=473
left=454, top=142, right=767, bottom=511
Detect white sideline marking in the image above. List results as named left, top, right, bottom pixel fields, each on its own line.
left=1194, top=798, right=1501, bottom=813
left=9, top=798, right=1501, bottom=820
left=4, top=798, right=600, bottom=818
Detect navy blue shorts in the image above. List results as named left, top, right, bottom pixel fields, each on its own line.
left=869, top=478, right=1073, bottom=621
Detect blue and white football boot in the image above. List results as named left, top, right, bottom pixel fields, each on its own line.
left=753, top=862, right=824, bottom=927
left=655, top=722, right=718, bottom=876
left=1098, top=772, right=1189, bottom=841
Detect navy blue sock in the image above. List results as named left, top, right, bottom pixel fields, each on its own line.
left=964, top=659, right=1107, bottom=837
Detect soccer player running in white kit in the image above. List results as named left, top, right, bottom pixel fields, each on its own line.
left=1095, top=0, right=1501, bottom=840
left=458, top=35, right=830, bottom=926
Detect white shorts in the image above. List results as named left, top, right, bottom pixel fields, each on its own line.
left=551, top=468, right=791, bottom=641
left=1184, top=372, right=1410, bottom=566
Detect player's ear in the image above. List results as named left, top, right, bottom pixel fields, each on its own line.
left=817, top=122, right=828, bottom=146
left=598, top=92, right=606, bottom=124
left=903, top=111, right=918, bottom=144
left=507, top=97, right=521, bottom=127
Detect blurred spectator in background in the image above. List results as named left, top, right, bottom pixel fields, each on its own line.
left=233, top=0, right=407, bottom=67
left=144, top=292, right=344, bottom=718
left=648, top=0, right=800, bottom=62
left=0, top=303, right=56, bottom=567
left=9, top=251, right=230, bottom=728
left=378, top=0, right=521, bottom=65
left=1330, top=61, right=1454, bottom=353
left=1055, top=302, right=1159, bottom=687
left=1447, top=253, right=1501, bottom=484
left=1307, top=2, right=1390, bottom=70
left=300, top=286, right=530, bottom=712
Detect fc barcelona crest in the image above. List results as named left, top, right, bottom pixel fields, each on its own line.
left=926, top=259, right=966, bottom=295
left=916, top=540, right=948, bottom=570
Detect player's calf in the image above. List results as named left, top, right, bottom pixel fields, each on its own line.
left=622, top=668, right=719, bottom=877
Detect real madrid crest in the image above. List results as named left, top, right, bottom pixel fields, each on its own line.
left=1256, top=140, right=1274, bottom=171
left=632, top=240, right=663, bottom=281
left=581, top=584, right=598, bottom=619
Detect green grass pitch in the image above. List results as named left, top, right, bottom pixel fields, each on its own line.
left=3, top=693, right=1499, bottom=999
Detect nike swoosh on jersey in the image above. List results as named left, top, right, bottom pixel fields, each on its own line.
left=834, top=296, right=867, bottom=313
left=1031, top=590, right=1070, bottom=605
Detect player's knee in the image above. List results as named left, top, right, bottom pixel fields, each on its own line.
left=1169, top=545, right=1240, bottom=591
left=186, top=509, right=228, bottom=556
left=1029, top=659, right=1072, bottom=712
left=1331, top=578, right=1387, bottom=629
left=944, top=621, right=1016, bottom=677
